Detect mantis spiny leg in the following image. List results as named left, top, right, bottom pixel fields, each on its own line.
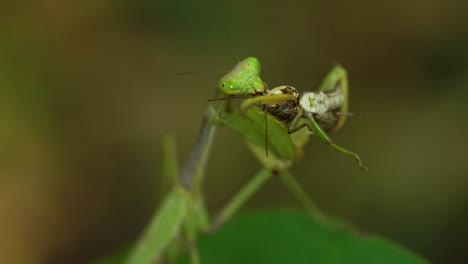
left=240, top=93, right=297, bottom=115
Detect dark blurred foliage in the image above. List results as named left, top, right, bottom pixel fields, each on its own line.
left=0, top=0, right=467, bottom=263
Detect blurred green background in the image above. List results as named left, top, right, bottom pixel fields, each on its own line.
left=1, top=0, right=467, bottom=263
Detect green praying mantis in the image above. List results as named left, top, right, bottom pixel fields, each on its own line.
left=125, top=57, right=366, bottom=264
left=217, top=57, right=366, bottom=170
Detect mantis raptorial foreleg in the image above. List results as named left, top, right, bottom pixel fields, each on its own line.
left=240, top=93, right=297, bottom=115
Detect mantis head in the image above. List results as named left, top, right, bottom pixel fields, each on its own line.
left=218, top=76, right=245, bottom=95
left=218, top=57, right=265, bottom=95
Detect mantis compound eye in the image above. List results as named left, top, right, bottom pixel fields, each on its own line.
left=219, top=79, right=242, bottom=95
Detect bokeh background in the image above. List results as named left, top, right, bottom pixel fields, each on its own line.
left=1, top=0, right=468, bottom=263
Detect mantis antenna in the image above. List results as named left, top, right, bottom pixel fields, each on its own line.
left=176, top=69, right=229, bottom=75
left=207, top=95, right=255, bottom=102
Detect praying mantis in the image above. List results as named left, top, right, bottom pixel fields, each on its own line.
left=125, top=57, right=365, bottom=264
left=215, top=57, right=366, bottom=170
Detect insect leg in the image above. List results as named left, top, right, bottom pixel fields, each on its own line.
left=285, top=108, right=314, bottom=135
left=206, top=168, right=273, bottom=233
left=306, top=115, right=367, bottom=171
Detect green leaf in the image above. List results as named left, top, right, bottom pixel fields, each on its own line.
left=182, top=211, right=428, bottom=264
